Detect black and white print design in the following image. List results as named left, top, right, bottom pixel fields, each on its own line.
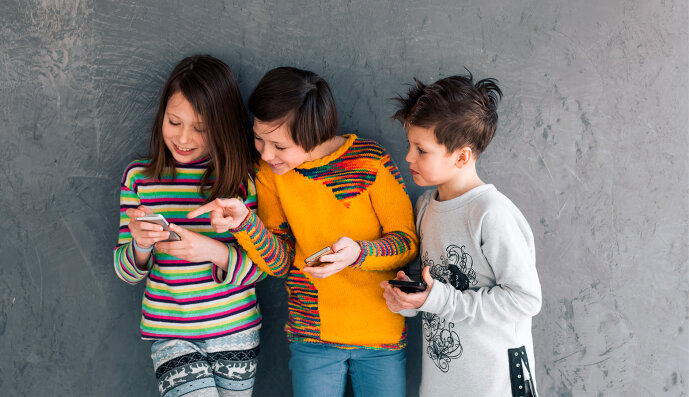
left=422, top=245, right=477, bottom=372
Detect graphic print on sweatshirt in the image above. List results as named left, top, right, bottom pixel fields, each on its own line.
left=422, top=245, right=477, bottom=372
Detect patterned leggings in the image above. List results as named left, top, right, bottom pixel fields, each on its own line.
left=150, top=329, right=259, bottom=397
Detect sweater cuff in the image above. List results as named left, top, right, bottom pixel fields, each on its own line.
left=128, top=241, right=153, bottom=274
left=228, top=210, right=254, bottom=234
left=418, top=280, right=451, bottom=315
left=211, top=244, right=236, bottom=284
left=396, top=308, right=419, bottom=317
left=350, top=240, right=368, bottom=268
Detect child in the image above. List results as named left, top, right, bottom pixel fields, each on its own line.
left=113, top=55, right=265, bottom=397
left=189, top=67, right=419, bottom=397
left=381, top=74, right=542, bottom=397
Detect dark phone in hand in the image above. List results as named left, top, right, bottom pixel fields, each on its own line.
left=388, top=280, right=427, bottom=293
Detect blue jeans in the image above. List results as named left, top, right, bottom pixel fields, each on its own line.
left=289, top=342, right=406, bottom=397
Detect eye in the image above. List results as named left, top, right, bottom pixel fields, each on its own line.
left=254, top=135, right=263, bottom=142
left=193, top=126, right=205, bottom=133
left=275, top=145, right=285, bottom=151
left=417, top=147, right=426, bottom=154
left=168, top=119, right=181, bottom=126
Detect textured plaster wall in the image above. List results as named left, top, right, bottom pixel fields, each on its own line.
left=0, top=0, right=687, bottom=396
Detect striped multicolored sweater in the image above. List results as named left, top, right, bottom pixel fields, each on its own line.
left=114, top=157, right=266, bottom=340
left=231, top=135, right=419, bottom=349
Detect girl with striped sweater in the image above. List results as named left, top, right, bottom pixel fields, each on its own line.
left=113, top=55, right=264, bottom=397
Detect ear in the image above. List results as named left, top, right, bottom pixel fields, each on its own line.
left=454, top=146, right=473, bottom=167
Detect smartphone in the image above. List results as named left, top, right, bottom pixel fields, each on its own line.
left=388, top=280, right=427, bottom=293
left=304, top=247, right=334, bottom=267
left=136, top=214, right=181, bottom=241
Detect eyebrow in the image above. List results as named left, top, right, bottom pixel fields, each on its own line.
left=166, top=111, right=204, bottom=125
left=254, top=134, right=291, bottom=146
left=253, top=123, right=282, bottom=135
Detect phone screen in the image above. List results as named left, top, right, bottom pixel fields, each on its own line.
left=388, top=280, right=427, bottom=293
left=137, top=214, right=181, bottom=241
left=304, top=247, right=334, bottom=267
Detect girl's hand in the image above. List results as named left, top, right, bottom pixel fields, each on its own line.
left=302, top=237, right=361, bottom=279
left=380, top=266, right=434, bottom=311
left=154, top=223, right=229, bottom=267
left=125, top=205, right=170, bottom=249
left=187, top=198, right=249, bottom=233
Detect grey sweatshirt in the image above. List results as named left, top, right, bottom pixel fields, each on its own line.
left=400, top=184, right=542, bottom=397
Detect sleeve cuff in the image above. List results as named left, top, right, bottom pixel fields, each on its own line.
left=395, top=308, right=419, bottom=317
left=127, top=242, right=153, bottom=274
left=418, top=280, right=451, bottom=315
left=211, top=244, right=238, bottom=284
left=228, top=210, right=254, bottom=234
left=350, top=240, right=368, bottom=268
left=132, top=238, right=153, bottom=253
left=212, top=264, right=228, bottom=284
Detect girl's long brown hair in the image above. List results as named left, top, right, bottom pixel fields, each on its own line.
left=145, top=55, right=256, bottom=202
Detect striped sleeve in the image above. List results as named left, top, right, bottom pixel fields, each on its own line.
left=211, top=177, right=267, bottom=285
left=351, top=152, right=418, bottom=270
left=229, top=168, right=294, bottom=278
left=212, top=243, right=268, bottom=285
left=113, top=179, right=152, bottom=284
left=230, top=212, right=294, bottom=278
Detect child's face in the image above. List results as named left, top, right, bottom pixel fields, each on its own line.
left=162, top=92, right=209, bottom=163
left=405, top=125, right=460, bottom=187
left=253, top=118, right=310, bottom=175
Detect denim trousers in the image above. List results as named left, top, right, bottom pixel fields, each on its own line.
left=289, top=342, right=406, bottom=397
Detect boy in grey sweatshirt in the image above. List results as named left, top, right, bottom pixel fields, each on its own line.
left=381, top=74, right=542, bottom=397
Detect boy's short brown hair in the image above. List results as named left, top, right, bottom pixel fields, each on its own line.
left=248, top=67, right=338, bottom=152
left=392, top=73, right=502, bottom=157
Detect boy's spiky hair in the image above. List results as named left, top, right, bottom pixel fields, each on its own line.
left=392, top=72, right=502, bottom=157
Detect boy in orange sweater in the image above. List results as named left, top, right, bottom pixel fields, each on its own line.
left=190, top=67, right=418, bottom=397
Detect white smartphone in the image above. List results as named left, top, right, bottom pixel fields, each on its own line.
left=136, top=214, right=181, bottom=241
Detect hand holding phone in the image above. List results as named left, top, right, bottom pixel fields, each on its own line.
left=388, top=279, right=427, bottom=294
left=380, top=268, right=434, bottom=312
left=137, top=214, right=181, bottom=242
left=302, top=237, right=361, bottom=279
left=304, top=247, right=334, bottom=267
left=125, top=206, right=172, bottom=253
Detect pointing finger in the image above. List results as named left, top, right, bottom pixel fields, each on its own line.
left=187, top=202, right=220, bottom=219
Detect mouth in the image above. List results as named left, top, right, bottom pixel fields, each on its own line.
left=267, top=162, right=284, bottom=169
left=173, top=144, right=196, bottom=155
left=409, top=169, right=419, bottom=176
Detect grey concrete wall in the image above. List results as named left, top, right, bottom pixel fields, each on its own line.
left=1, top=0, right=686, bottom=396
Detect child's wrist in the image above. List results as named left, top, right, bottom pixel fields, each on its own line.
left=229, top=209, right=253, bottom=233
left=132, top=238, right=153, bottom=252
left=210, top=241, right=230, bottom=270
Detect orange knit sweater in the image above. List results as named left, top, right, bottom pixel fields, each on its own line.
left=232, top=134, right=418, bottom=349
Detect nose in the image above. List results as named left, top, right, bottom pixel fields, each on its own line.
left=259, top=143, right=273, bottom=162
left=178, top=126, right=193, bottom=145
left=405, top=146, right=414, bottom=163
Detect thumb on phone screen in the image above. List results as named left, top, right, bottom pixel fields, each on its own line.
left=395, top=270, right=410, bottom=282
left=421, top=266, right=434, bottom=289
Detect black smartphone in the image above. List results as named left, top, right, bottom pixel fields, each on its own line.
left=388, top=280, right=427, bottom=293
